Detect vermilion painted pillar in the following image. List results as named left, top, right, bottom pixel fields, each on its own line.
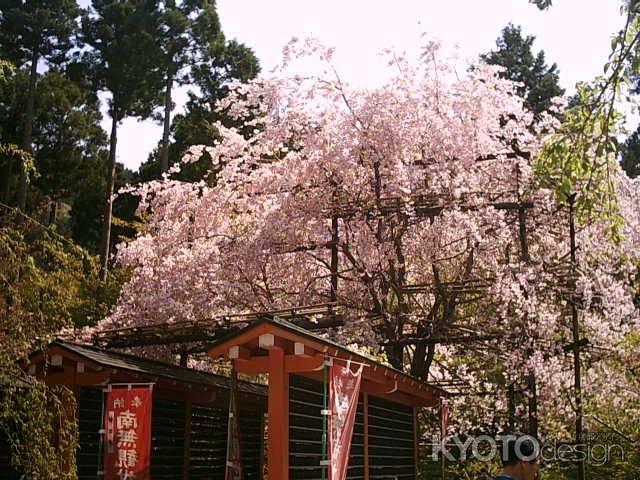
left=364, top=393, right=370, bottom=480
left=268, top=346, right=289, bottom=479
left=413, top=407, right=419, bottom=478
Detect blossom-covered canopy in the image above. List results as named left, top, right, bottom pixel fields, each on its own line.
left=101, top=39, right=640, bottom=435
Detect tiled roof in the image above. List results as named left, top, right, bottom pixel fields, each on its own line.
left=212, top=316, right=447, bottom=396
left=52, top=340, right=266, bottom=397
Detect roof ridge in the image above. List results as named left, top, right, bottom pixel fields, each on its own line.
left=51, top=339, right=262, bottom=387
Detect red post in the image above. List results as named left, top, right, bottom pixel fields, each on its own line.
left=267, top=346, right=289, bottom=479
left=363, top=393, right=369, bottom=480
left=413, top=407, right=419, bottom=478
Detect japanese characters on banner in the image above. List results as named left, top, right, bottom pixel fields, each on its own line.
left=329, top=363, right=363, bottom=480
left=104, top=386, right=153, bottom=480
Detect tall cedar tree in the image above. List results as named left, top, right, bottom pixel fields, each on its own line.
left=154, top=0, right=223, bottom=173
left=481, top=24, right=564, bottom=120
left=81, top=0, right=163, bottom=279
left=0, top=67, right=108, bottom=226
left=138, top=39, right=259, bottom=182
left=0, top=0, right=79, bottom=213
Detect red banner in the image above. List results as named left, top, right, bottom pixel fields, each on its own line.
left=329, top=363, right=363, bottom=480
left=104, top=386, right=153, bottom=480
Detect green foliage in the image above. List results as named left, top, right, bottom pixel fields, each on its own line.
left=0, top=381, right=79, bottom=480
left=138, top=91, right=223, bottom=183
left=0, top=62, right=129, bottom=257
left=0, top=221, right=126, bottom=479
left=66, top=152, right=136, bottom=253
left=139, top=9, right=260, bottom=182
left=155, top=0, right=194, bottom=83
left=0, top=224, right=125, bottom=344
left=0, top=143, right=35, bottom=190
left=0, top=66, right=108, bottom=207
left=531, top=2, right=640, bottom=243
left=528, top=1, right=640, bottom=197
left=0, top=0, right=81, bottom=212
left=481, top=24, right=564, bottom=120
left=0, top=59, right=13, bottom=80
left=30, top=69, right=106, bottom=194
left=535, top=82, right=621, bottom=215
left=0, top=0, right=79, bottom=68
left=529, top=1, right=640, bottom=234
left=80, top=0, right=163, bottom=121
left=1, top=0, right=262, bottom=265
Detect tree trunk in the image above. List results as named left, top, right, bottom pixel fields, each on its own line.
left=410, top=322, right=429, bottom=377
left=1, top=156, right=12, bottom=203
left=159, top=72, right=173, bottom=173
left=17, top=48, right=39, bottom=214
left=386, top=345, right=403, bottom=370
left=99, top=106, right=119, bottom=281
left=48, top=198, right=58, bottom=226
left=384, top=322, right=404, bottom=370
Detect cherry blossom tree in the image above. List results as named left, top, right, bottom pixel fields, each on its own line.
left=99, top=39, right=640, bottom=440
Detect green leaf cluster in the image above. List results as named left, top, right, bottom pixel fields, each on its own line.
left=0, top=381, right=79, bottom=480
left=0, top=222, right=126, bottom=478
left=535, top=82, right=621, bottom=212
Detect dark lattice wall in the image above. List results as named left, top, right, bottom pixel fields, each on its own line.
left=367, top=395, right=415, bottom=479
left=77, top=388, right=103, bottom=480
left=189, top=403, right=226, bottom=479
left=152, top=398, right=187, bottom=479
left=189, top=403, right=263, bottom=480
left=75, top=388, right=263, bottom=480
left=289, top=375, right=416, bottom=480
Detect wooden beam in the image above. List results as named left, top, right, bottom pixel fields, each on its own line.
left=72, top=371, right=111, bottom=386
left=229, top=345, right=250, bottom=360
left=267, top=347, right=288, bottom=480
left=413, top=407, right=419, bottom=478
left=234, top=356, right=270, bottom=375
left=363, top=378, right=398, bottom=395
left=370, top=390, right=435, bottom=408
left=207, top=323, right=273, bottom=359
left=30, top=345, right=106, bottom=374
left=258, top=333, right=289, bottom=350
left=284, top=354, right=324, bottom=373
left=294, top=342, right=313, bottom=356
left=207, top=323, right=442, bottom=406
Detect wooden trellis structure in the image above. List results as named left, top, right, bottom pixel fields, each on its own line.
left=82, top=146, right=597, bottom=477
left=91, top=303, right=347, bottom=364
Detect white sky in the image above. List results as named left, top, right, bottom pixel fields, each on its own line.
left=111, top=0, right=624, bottom=171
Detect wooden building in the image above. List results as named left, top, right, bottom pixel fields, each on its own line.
left=1, top=341, right=266, bottom=480
left=208, top=318, right=444, bottom=480
left=1, top=318, right=444, bottom=480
